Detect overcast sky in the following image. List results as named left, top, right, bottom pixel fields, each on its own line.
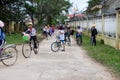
left=69, top=0, right=89, bottom=14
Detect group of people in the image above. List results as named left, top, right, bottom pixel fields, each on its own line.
left=57, top=23, right=98, bottom=51
left=57, top=24, right=74, bottom=51
left=0, top=19, right=98, bottom=54
left=42, top=25, right=55, bottom=39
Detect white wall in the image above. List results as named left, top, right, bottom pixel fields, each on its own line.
left=68, top=15, right=116, bottom=35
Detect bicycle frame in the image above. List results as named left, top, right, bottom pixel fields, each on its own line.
left=0, top=44, right=17, bottom=60
left=76, top=35, right=82, bottom=46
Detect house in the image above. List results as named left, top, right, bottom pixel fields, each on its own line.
left=90, top=0, right=120, bottom=15
left=101, top=0, right=120, bottom=14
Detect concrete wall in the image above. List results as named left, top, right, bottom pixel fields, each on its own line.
left=68, top=13, right=120, bottom=50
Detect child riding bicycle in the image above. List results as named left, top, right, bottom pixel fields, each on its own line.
left=58, top=26, right=65, bottom=51
left=76, top=26, right=82, bottom=45
left=23, top=23, right=38, bottom=54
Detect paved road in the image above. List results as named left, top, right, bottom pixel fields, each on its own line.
left=0, top=35, right=118, bottom=80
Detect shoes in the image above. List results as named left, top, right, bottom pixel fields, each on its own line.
left=62, top=50, right=65, bottom=51
left=34, top=49, right=38, bottom=54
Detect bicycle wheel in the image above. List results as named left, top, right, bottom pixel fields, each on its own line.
left=51, top=42, right=60, bottom=52
left=77, top=37, right=82, bottom=46
left=33, top=41, right=40, bottom=54
left=22, top=43, right=31, bottom=58
left=1, top=46, right=18, bottom=66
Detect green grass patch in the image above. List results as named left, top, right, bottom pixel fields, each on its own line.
left=5, top=31, right=43, bottom=45
left=6, top=33, right=23, bottom=45
left=82, top=34, right=120, bottom=74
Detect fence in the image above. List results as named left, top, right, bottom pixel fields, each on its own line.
left=68, top=11, right=120, bottom=50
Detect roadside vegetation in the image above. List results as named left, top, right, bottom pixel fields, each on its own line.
left=5, top=28, right=42, bottom=45
left=6, top=33, right=23, bottom=45
left=82, top=35, right=120, bottom=74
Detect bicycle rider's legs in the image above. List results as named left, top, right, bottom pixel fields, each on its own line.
left=80, top=35, right=82, bottom=44
left=61, top=40, right=65, bottom=51
left=30, top=36, right=37, bottom=49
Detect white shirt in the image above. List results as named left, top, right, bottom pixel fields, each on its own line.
left=59, top=30, right=65, bottom=40
left=28, top=28, right=36, bottom=36
left=77, top=28, right=82, bottom=33
left=43, top=28, right=46, bottom=31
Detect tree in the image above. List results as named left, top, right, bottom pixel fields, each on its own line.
left=0, top=0, right=72, bottom=33
left=36, top=0, right=71, bottom=25
left=86, top=0, right=101, bottom=14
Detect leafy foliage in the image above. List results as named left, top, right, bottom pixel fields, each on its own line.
left=0, top=0, right=71, bottom=26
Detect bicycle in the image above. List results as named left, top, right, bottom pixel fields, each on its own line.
left=76, top=36, right=82, bottom=46
left=22, top=35, right=40, bottom=58
left=0, top=40, right=18, bottom=66
left=51, top=36, right=62, bottom=52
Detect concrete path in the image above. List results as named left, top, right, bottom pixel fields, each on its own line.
left=0, top=35, right=118, bottom=80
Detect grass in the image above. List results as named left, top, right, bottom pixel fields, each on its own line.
left=82, top=34, right=120, bottom=74
left=5, top=31, right=43, bottom=45
left=6, top=33, right=23, bottom=45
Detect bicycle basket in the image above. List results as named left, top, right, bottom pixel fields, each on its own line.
left=22, top=35, right=29, bottom=41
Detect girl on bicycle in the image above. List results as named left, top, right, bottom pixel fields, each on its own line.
left=25, top=23, right=38, bottom=54
left=76, top=26, right=83, bottom=45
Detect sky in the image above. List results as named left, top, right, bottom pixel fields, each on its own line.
left=69, top=0, right=89, bottom=14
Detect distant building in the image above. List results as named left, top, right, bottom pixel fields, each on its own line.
left=90, top=0, right=120, bottom=15
left=100, top=0, right=120, bottom=14
left=67, top=14, right=84, bottom=21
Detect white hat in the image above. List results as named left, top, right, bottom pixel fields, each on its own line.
left=92, top=24, right=96, bottom=27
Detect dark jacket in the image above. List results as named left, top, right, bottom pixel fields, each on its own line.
left=91, top=28, right=97, bottom=36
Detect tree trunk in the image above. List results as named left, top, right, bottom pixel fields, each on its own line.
left=15, top=22, right=20, bottom=33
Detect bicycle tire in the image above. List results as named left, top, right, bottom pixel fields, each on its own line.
left=1, top=46, right=18, bottom=66
left=77, top=37, right=82, bottom=46
left=33, top=41, right=40, bottom=54
left=51, top=42, right=60, bottom=52
left=22, top=43, right=31, bottom=58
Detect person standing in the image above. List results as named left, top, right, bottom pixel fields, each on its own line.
left=51, top=25, right=55, bottom=34
left=42, top=26, right=47, bottom=39
left=91, top=24, right=97, bottom=46
left=76, top=26, right=83, bottom=45
left=65, top=24, right=71, bottom=43
left=47, top=25, right=51, bottom=38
